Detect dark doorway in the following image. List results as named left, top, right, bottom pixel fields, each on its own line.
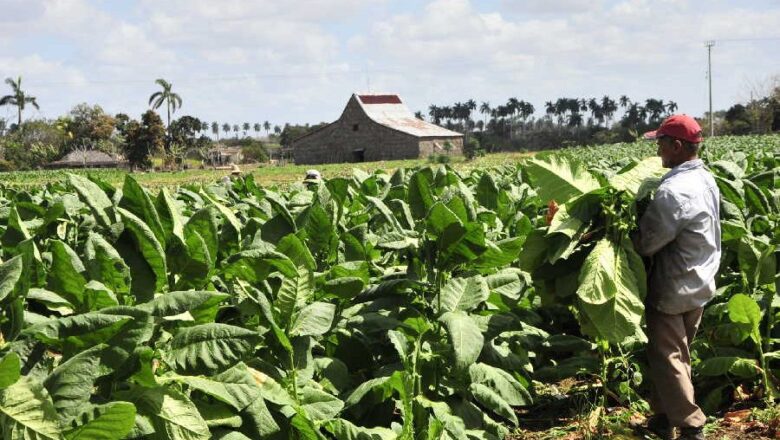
left=352, top=149, right=365, bottom=162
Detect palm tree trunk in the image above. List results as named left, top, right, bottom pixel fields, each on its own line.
left=17, top=105, right=22, bottom=127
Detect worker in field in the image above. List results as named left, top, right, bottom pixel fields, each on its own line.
left=633, top=115, right=721, bottom=440
left=303, top=169, right=321, bottom=186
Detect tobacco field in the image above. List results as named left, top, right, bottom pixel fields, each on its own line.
left=0, top=135, right=778, bottom=439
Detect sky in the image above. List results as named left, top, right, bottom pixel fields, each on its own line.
left=1, top=0, right=779, bottom=128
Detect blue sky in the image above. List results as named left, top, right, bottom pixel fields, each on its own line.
left=1, top=0, right=779, bottom=128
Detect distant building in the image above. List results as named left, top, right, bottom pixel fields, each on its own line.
left=45, top=150, right=125, bottom=169
left=291, top=93, right=463, bottom=165
left=207, top=145, right=243, bottom=166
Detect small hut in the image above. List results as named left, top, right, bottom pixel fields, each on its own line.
left=207, top=146, right=243, bottom=166
left=45, top=150, right=125, bottom=169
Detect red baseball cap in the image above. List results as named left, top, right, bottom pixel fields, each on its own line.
left=643, top=114, right=703, bottom=143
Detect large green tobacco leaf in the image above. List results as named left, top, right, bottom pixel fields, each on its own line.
left=47, top=241, right=87, bottom=309
left=185, top=208, right=220, bottom=266
left=290, top=302, right=336, bottom=337
left=468, top=363, right=531, bottom=406
left=576, top=239, right=645, bottom=344
left=69, top=174, right=114, bottom=229
left=437, top=275, right=489, bottom=314
left=164, top=323, right=259, bottom=374
left=277, top=266, right=314, bottom=326
left=131, top=386, right=211, bottom=440
left=139, top=291, right=228, bottom=324
left=28, top=312, right=133, bottom=355
left=62, top=402, right=136, bottom=440
left=0, top=352, right=21, bottom=389
left=324, top=418, right=396, bottom=440
left=1, top=207, right=31, bottom=250
left=298, top=386, right=344, bottom=422
left=440, top=311, right=484, bottom=372
left=468, top=383, right=518, bottom=426
left=0, top=377, right=62, bottom=440
left=0, top=255, right=23, bottom=303
left=727, top=294, right=762, bottom=344
left=44, top=345, right=112, bottom=421
left=117, top=207, right=168, bottom=294
left=84, top=233, right=131, bottom=297
left=697, top=357, right=760, bottom=378
left=161, top=363, right=261, bottom=411
left=408, top=169, right=435, bottom=219
left=221, top=249, right=297, bottom=283
left=156, top=188, right=186, bottom=245
left=120, top=175, right=166, bottom=247
left=609, top=157, right=665, bottom=196
left=526, top=156, right=601, bottom=204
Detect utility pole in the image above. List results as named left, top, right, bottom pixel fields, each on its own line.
left=705, top=40, right=715, bottom=137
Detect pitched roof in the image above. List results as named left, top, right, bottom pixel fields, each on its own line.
left=50, top=150, right=120, bottom=165
left=353, top=93, right=462, bottom=138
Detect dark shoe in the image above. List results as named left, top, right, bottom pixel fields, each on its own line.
left=678, top=426, right=705, bottom=440
left=645, top=414, right=672, bottom=440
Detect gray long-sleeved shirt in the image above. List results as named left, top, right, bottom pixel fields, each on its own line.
left=635, top=159, right=721, bottom=314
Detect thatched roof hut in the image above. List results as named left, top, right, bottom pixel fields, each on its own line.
left=45, top=150, right=125, bottom=169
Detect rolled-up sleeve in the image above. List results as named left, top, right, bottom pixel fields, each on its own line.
left=635, top=189, right=685, bottom=257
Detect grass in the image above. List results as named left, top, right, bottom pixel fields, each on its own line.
left=0, top=151, right=536, bottom=190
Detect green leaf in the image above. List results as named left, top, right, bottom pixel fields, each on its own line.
left=120, top=175, right=166, bottom=247
left=156, top=188, right=186, bottom=246
left=727, top=294, right=762, bottom=343
left=387, top=330, right=409, bottom=361
left=185, top=208, right=219, bottom=266
left=698, top=357, right=760, bottom=378
left=277, top=266, right=314, bottom=327
left=161, top=363, right=261, bottom=411
left=69, top=173, right=114, bottom=228
left=408, top=169, right=435, bottom=219
left=138, top=291, right=229, bottom=324
left=324, top=418, right=396, bottom=440
left=468, top=382, right=518, bottom=426
left=0, top=255, right=23, bottom=303
left=200, top=191, right=242, bottom=247
left=576, top=239, right=645, bottom=344
left=609, top=156, right=665, bottom=196
left=0, top=377, right=62, bottom=440
left=526, top=156, right=601, bottom=204
left=439, top=311, right=484, bottom=372
left=44, top=345, right=112, bottom=421
left=437, top=275, right=489, bottom=314
left=290, top=302, right=336, bottom=337
left=63, top=402, right=136, bottom=440
left=299, top=386, right=344, bottom=422
left=1, top=207, right=31, bottom=250
left=84, top=233, right=131, bottom=297
left=276, top=234, right=316, bottom=271
left=468, top=363, right=531, bottom=406
left=0, top=353, right=21, bottom=389
left=221, top=249, right=296, bottom=283
left=28, top=312, right=132, bottom=355
left=131, top=386, right=211, bottom=440
left=164, top=323, right=259, bottom=374
left=47, top=241, right=87, bottom=309
left=117, top=207, right=168, bottom=294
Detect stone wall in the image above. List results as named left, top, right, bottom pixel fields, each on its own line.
left=292, top=96, right=462, bottom=165
left=418, top=137, right=464, bottom=157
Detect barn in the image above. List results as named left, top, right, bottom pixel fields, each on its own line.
left=291, top=93, right=463, bottom=165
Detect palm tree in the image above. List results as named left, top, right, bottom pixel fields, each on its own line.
left=232, top=124, right=239, bottom=139
left=601, top=96, right=618, bottom=128
left=263, top=121, right=271, bottom=136
left=222, top=123, right=231, bottom=136
left=211, top=122, right=220, bottom=140
left=665, top=101, right=678, bottom=115
left=242, top=122, right=250, bottom=137
left=148, top=78, right=182, bottom=129
left=479, top=101, right=491, bottom=130
left=1, top=76, right=39, bottom=127
left=201, top=121, right=209, bottom=133
left=253, top=123, right=261, bottom=138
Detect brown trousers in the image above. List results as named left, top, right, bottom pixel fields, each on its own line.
left=646, top=306, right=706, bottom=428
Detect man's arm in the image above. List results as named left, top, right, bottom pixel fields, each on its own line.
left=634, top=189, right=685, bottom=257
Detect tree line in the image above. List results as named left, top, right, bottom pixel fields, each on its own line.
left=0, top=76, right=280, bottom=170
